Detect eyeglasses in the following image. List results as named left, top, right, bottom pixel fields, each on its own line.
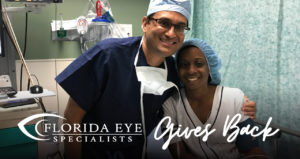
left=149, top=17, right=190, bottom=33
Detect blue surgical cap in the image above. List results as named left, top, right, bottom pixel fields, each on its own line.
left=147, top=0, right=191, bottom=20
left=176, top=38, right=222, bottom=85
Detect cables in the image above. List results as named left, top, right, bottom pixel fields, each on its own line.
left=20, top=11, right=29, bottom=91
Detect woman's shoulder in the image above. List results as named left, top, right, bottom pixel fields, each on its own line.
left=222, top=86, right=244, bottom=97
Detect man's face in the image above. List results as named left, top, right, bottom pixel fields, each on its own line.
left=142, top=11, right=187, bottom=59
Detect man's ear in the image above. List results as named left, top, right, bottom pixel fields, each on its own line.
left=142, top=16, right=148, bottom=32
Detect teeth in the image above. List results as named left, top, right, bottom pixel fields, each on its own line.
left=161, top=38, right=175, bottom=45
left=187, top=77, right=197, bottom=81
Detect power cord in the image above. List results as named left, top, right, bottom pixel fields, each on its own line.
left=20, top=10, right=30, bottom=91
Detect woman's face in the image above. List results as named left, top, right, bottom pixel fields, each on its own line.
left=178, top=46, right=210, bottom=91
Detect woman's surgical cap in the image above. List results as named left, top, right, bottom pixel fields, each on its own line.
left=176, top=38, right=222, bottom=85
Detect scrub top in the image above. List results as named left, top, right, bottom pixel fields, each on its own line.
left=56, top=36, right=180, bottom=159
left=162, top=86, right=258, bottom=159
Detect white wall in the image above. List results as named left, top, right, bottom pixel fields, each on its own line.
left=16, top=59, right=74, bottom=116
left=16, top=59, right=74, bottom=159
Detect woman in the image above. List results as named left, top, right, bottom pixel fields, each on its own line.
left=162, top=39, right=266, bottom=159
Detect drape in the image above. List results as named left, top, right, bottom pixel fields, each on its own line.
left=186, top=0, right=300, bottom=158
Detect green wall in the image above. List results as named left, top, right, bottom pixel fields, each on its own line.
left=8, top=0, right=148, bottom=59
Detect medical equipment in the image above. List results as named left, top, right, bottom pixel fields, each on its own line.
left=5, top=0, right=62, bottom=3
left=2, top=6, right=34, bottom=86
left=92, top=0, right=109, bottom=22
left=77, top=17, right=88, bottom=36
left=77, top=16, right=88, bottom=53
left=51, top=19, right=110, bottom=41
left=4, top=0, right=63, bottom=13
left=50, top=0, right=130, bottom=53
left=57, top=14, right=66, bottom=38
left=0, top=75, right=17, bottom=97
left=51, top=0, right=114, bottom=53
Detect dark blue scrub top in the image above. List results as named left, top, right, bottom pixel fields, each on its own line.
left=56, top=36, right=179, bottom=159
left=236, top=118, right=259, bottom=152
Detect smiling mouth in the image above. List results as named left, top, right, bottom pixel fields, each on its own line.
left=160, top=38, right=176, bottom=45
left=187, top=77, right=198, bottom=82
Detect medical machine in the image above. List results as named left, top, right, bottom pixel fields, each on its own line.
left=5, top=0, right=62, bottom=3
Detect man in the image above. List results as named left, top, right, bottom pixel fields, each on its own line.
left=56, top=0, right=256, bottom=159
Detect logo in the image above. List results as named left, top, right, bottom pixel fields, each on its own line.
left=154, top=114, right=280, bottom=150
left=18, top=113, right=142, bottom=143
left=18, top=113, right=65, bottom=141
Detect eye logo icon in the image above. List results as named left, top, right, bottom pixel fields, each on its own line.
left=18, top=113, right=65, bottom=141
